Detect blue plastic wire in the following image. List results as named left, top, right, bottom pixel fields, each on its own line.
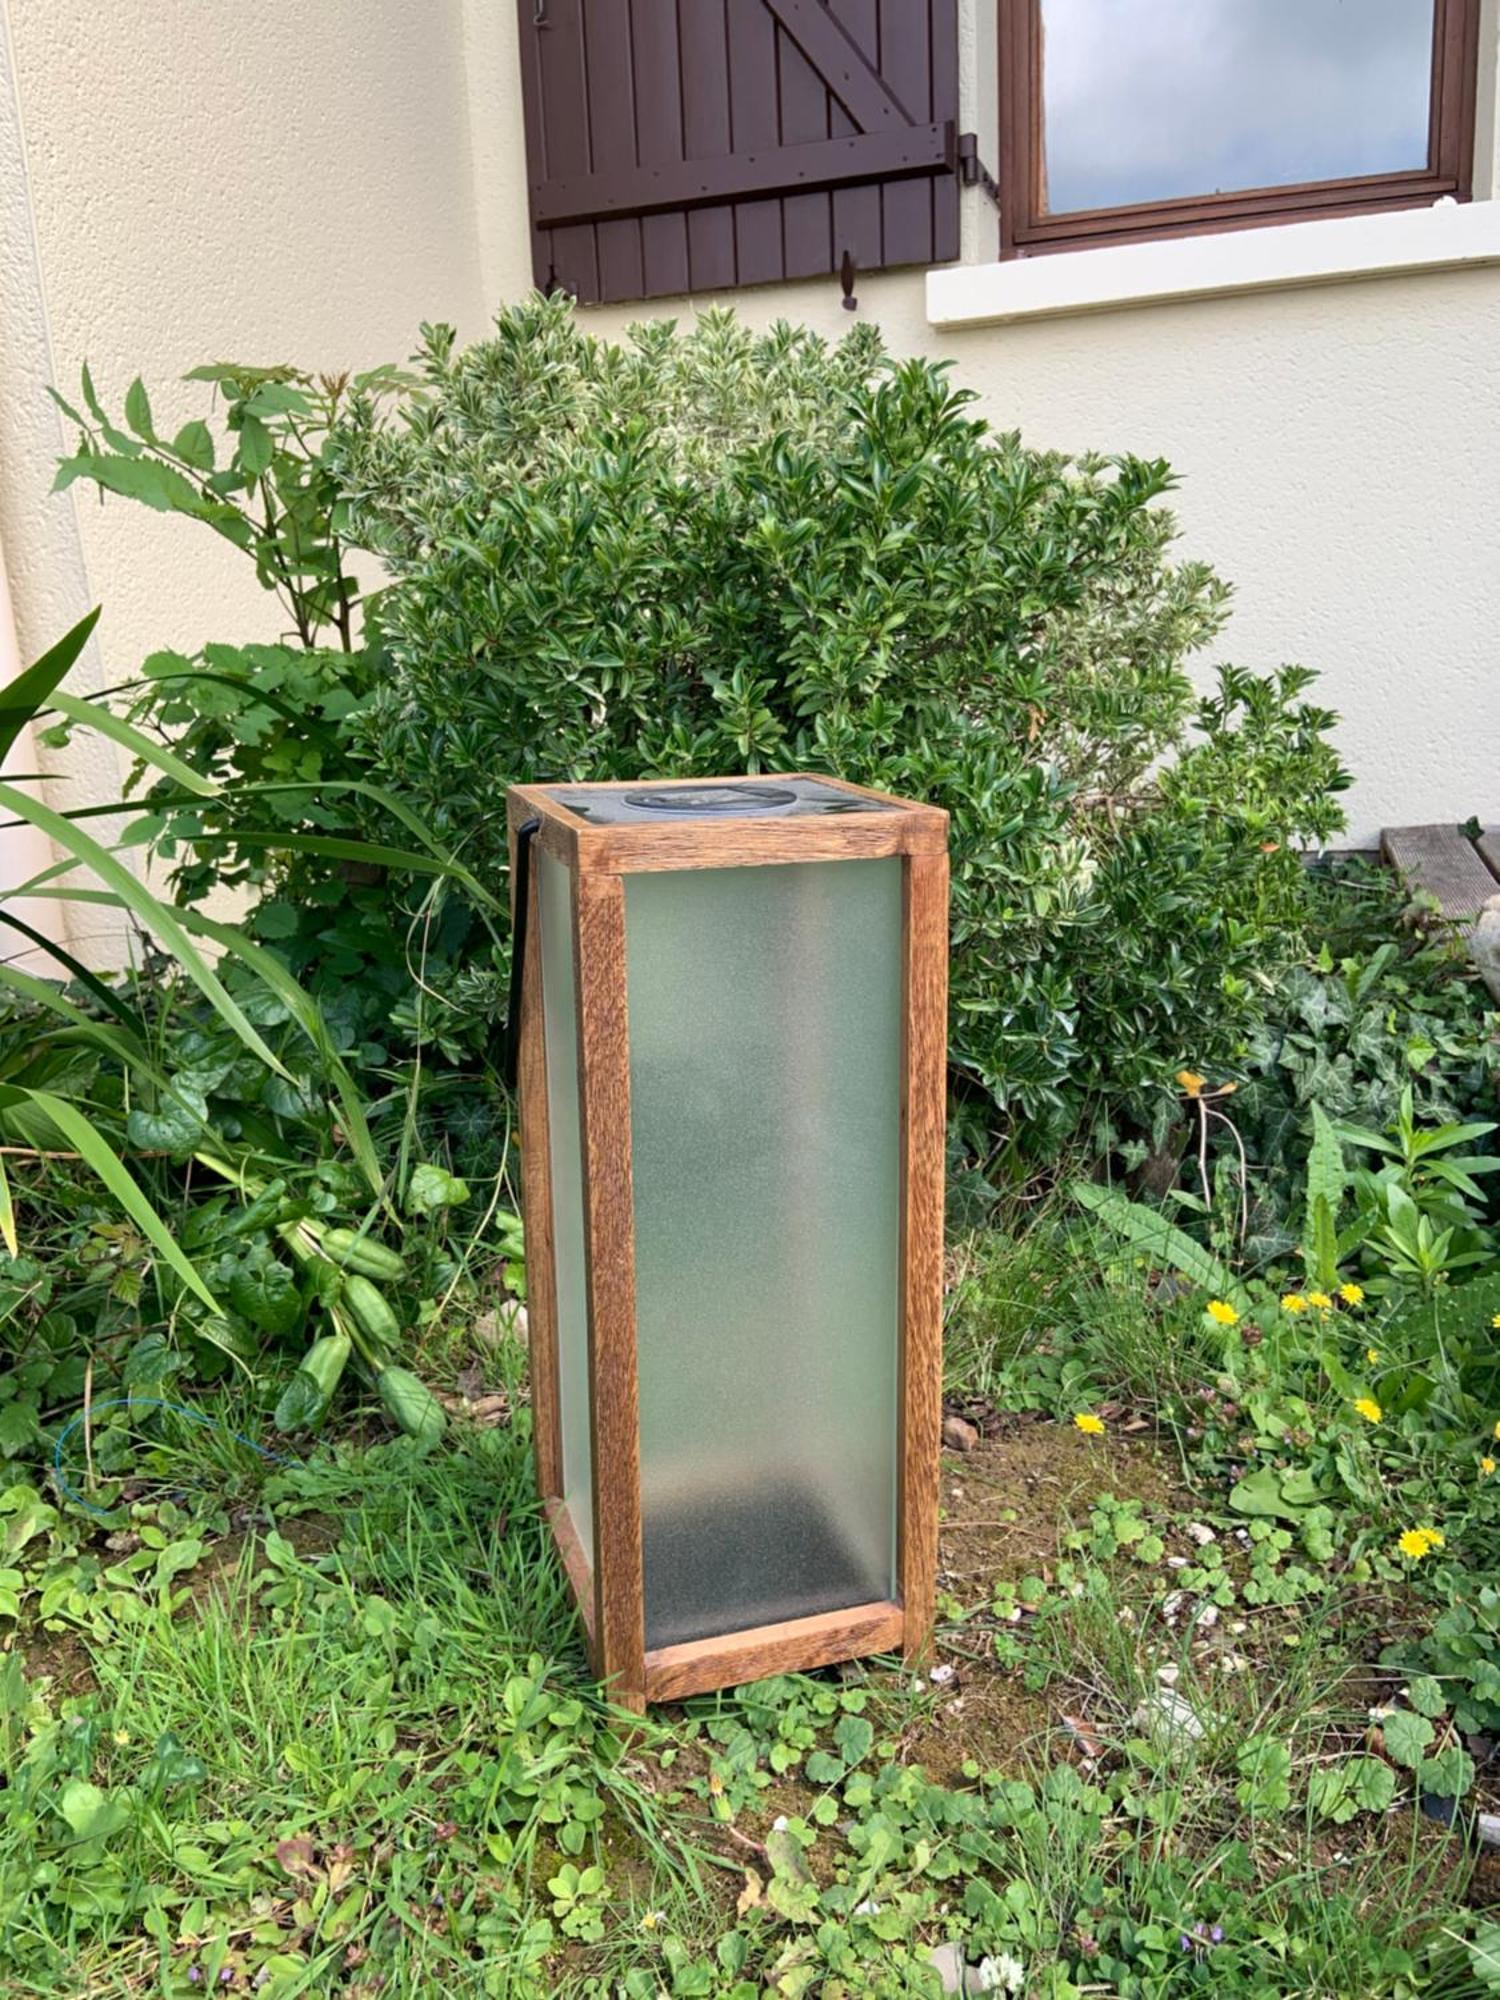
left=51, top=1396, right=296, bottom=1517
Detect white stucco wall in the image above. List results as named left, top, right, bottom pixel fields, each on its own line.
left=2, top=0, right=1496, bottom=873
left=0, top=0, right=487, bottom=952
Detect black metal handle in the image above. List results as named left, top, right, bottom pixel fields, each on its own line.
left=503, top=818, right=541, bottom=1093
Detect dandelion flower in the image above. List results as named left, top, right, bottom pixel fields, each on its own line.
left=1074, top=1413, right=1106, bottom=1436
left=1281, top=1293, right=1309, bottom=1314
left=1366, top=1348, right=1380, bottom=1365
left=1308, top=1292, right=1334, bottom=1311
left=112, top=1729, right=130, bottom=1747
left=1340, top=1283, right=1365, bottom=1306
left=1397, top=1527, right=1444, bottom=1560
left=1353, top=1397, right=1382, bottom=1424
left=1176, top=1070, right=1206, bottom=1097
left=1206, top=1299, right=1239, bottom=1325
left=1493, top=1314, right=1500, bottom=1330
left=1494, top=1420, right=1500, bottom=1442
left=1482, top=1458, right=1496, bottom=1478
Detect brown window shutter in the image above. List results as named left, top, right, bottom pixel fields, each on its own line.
left=518, top=0, right=960, bottom=305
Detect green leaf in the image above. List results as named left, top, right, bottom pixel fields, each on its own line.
left=224, top=1245, right=301, bottom=1337
left=53, top=450, right=213, bottom=516
left=1309, top=1755, right=1395, bottom=1822
left=124, top=376, right=155, bottom=441
left=1419, top=1745, right=1475, bottom=1799
left=237, top=412, right=274, bottom=477
left=1380, top=1708, right=1435, bottom=1770
left=0, top=1085, right=218, bottom=1314
left=1071, top=1182, right=1248, bottom=1312
left=832, top=1713, right=874, bottom=1766
left=0, top=785, right=295, bottom=1083
left=0, top=606, right=100, bottom=764
left=47, top=691, right=219, bottom=797
left=57, top=1779, right=131, bottom=1845
left=1229, top=1465, right=1308, bottom=1522
left=1406, top=1674, right=1447, bottom=1719
left=126, top=1078, right=209, bottom=1156
left=803, top=1750, right=844, bottom=1785
left=406, top=1163, right=470, bottom=1214
left=172, top=419, right=215, bottom=471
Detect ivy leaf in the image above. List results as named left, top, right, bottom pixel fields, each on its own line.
left=126, top=1079, right=209, bottom=1156
left=223, top=1243, right=301, bottom=1337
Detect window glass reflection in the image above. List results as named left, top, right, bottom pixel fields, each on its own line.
left=1039, top=0, right=1435, bottom=214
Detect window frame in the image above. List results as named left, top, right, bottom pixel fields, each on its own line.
left=997, top=0, right=1482, bottom=258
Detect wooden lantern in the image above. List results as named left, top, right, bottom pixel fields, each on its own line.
left=506, top=775, right=948, bottom=1709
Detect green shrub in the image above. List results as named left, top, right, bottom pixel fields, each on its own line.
left=335, top=297, right=1348, bottom=1157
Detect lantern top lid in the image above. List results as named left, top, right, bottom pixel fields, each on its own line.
left=544, top=775, right=901, bottom=826
left=508, top=773, right=946, bottom=873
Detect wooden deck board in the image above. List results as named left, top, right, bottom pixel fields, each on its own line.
left=1381, top=823, right=1500, bottom=931
left=1476, top=827, right=1500, bottom=888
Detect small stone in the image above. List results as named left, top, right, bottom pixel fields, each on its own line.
left=1165, top=1555, right=1189, bottom=1570
left=924, top=1942, right=967, bottom=1995
left=930, top=1661, right=957, bottom=1685
left=942, top=1415, right=980, bottom=1453
left=1185, top=1523, right=1217, bottom=1547
left=1133, top=1688, right=1204, bottom=1752
left=1194, top=1604, right=1219, bottom=1629
left=1156, top=1664, right=1181, bottom=1687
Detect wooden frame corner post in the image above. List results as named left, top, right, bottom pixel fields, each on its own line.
left=572, top=866, right=647, bottom=1712
left=899, top=845, right=948, bottom=1665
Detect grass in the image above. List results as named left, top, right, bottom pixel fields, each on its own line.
left=3, top=1227, right=1496, bottom=1998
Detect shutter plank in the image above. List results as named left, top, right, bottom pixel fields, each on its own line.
left=536, top=0, right=600, bottom=301
left=778, top=20, right=833, bottom=277
left=879, top=0, right=932, bottom=265
left=931, top=0, right=960, bottom=259
left=679, top=2, right=737, bottom=290
left=727, top=0, right=785, bottom=288
left=584, top=2, right=644, bottom=302
left=828, top=0, right=882, bottom=273
left=630, top=0, right=690, bottom=296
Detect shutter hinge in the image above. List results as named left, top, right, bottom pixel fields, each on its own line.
left=957, top=133, right=1001, bottom=210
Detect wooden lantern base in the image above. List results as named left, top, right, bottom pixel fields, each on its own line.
left=544, top=1495, right=909, bottom=1705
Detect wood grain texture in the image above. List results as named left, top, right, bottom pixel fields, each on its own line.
left=583, top=814, right=943, bottom=874
left=572, top=870, right=647, bottom=1712
left=644, top=1601, right=905, bottom=1702
left=509, top=798, right=562, bottom=1500
left=1383, top=823, right=1500, bottom=930
left=545, top=1496, right=596, bottom=1649
left=898, top=846, right=949, bottom=1664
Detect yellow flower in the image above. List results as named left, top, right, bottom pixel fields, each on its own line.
left=1206, top=1299, right=1239, bottom=1325
left=1308, top=1292, right=1334, bottom=1312
left=1353, top=1397, right=1382, bottom=1425
left=1492, top=1314, right=1500, bottom=1329
left=112, top=1730, right=130, bottom=1746
left=1340, top=1283, right=1365, bottom=1306
left=1366, top=1348, right=1380, bottom=1365
left=1176, top=1070, right=1206, bottom=1097
left=1074, top=1413, right=1106, bottom=1436
left=1494, top=1420, right=1500, bottom=1442
left=1397, top=1527, right=1444, bottom=1560
left=1482, top=1458, right=1496, bottom=1478
left=1281, top=1293, right=1309, bottom=1314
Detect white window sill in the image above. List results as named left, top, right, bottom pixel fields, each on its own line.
left=926, top=199, right=1500, bottom=329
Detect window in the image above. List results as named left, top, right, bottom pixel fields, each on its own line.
left=998, top=0, right=1481, bottom=257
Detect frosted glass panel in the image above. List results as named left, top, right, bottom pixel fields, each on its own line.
left=625, top=859, right=902, bottom=1649
left=538, top=850, right=593, bottom=1566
